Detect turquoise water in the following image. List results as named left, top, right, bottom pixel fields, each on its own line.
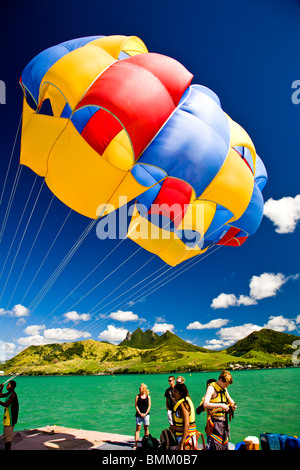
left=3, top=368, right=300, bottom=444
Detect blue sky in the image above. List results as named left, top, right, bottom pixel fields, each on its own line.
left=0, top=0, right=299, bottom=361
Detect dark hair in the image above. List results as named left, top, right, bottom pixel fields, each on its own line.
left=207, top=378, right=216, bottom=387
left=174, top=383, right=191, bottom=413
left=174, top=383, right=189, bottom=398
left=9, top=380, right=17, bottom=389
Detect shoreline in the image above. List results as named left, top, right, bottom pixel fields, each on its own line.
left=1, top=365, right=298, bottom=379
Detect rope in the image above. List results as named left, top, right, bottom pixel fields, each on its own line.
left=27, top=218, right=97, bottom=313
left=2, top=196, right=56, bottom=342
left=1, top=239, right=230, bottom=379
left=0, top=113, right=22, bottom=210
left=6, top=195, right=55, bottom=310
left=0, top=218, right=97, bottom=348
left=1, top=238, right=225, bottom=378
left=0, top=165, right=23, bottom=244
left=6, top=201, right=231, bottom=348
left=0, top=179, right=46, bottom=303
left=42, top=236, right=128, bottom=321
left=19, top=209, right=72, bottom=305
left=0, top=174, right=38, bottom=284
left=0, top=209, right=72, bottom=345
left=0, top=155, right=240, bottom=375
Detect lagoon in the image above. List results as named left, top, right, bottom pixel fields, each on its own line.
left=4, top=368, right=300, bottom=445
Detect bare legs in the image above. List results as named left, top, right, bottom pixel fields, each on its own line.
left=134, top=424, right=149, bottom=449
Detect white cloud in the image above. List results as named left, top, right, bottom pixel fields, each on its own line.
left=98, top=325, right=128, bottom=344
left=108, top=310, right=139, bottom=322
left=187, top=318, right=229, bottom=330
left=11, top=304, right=29, bottom=318
left=211, top=293, right=257, bottom=309
left=17, top=335, right=46, bottom=346
left=17, top=326, right=91, bottom=346
left=205, top=338, right=233, bottom=350
left=211, top=272, right=299, bottom=309
left=63, top=311, right=91, bottom=322
left=249, top=273, right=289, bottom=300
left=152, top=322, right=175, bottom=334
left=205, top=323, right=262, bottom=349
left=0, top=340, right=16, bottom=361
left=44, top=328, right=91, bottom=341
left=23, top=325, right=45, bottom=336
left=264, top=315, right=296, bottom=332
left=204, top=314, right=300, bottom=350
left=0, top=304, right=29, bottom=318
left=211, top=294, right=239, bottom=309
left=237, top=295, right=258, bottom=306
left=264, top=195, right=300, bottom=233
left=218, top=324, right=263, bottom=342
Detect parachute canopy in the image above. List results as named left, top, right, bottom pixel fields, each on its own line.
left=20, top=35, right=267, bottom=266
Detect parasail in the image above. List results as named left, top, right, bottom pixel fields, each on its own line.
left=19, top=35, right=267, bottom=266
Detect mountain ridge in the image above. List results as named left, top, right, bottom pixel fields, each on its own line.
left=3, top=327, right=299, bottom=376
left=119, top=327, right=209, bottom=352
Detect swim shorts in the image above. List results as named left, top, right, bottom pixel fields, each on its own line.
left=136, top=415, right=150, bottom=426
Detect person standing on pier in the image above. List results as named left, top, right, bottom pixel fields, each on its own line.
left=164, top=376, right=176, bottom=425
left=203, top=370, right=236, bottom=450
left=0, top=380, right=19, bottom=451
left=134, top=383, right=151, bottom=449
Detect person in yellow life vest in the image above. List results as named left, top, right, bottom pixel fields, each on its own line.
left=203, top=370, right=236, bottom=450
left=0, top=380, right=19, bottom=451
left=170, top=383, right=200, bottom=450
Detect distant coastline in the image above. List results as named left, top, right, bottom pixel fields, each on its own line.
left=2, top=327, right=299, bottom=377
left=2, top=365, right=299, bottom=378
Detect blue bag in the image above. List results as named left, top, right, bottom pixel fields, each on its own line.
left=260, top=433, right=281, bottom=450
left=285, top=436, right=300, bottom=450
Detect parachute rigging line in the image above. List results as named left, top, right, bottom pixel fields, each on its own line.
left=0, top=164, right=23, bottom=244
left=0, top=209, right=73, bottom=345
left=0, top=174, right=38, bottom=288
left=19, top=208, right=73, bottom=305
left=27, top=218, right=97, bottom=313
left=6, top=194, right=55, bottom=310
left=4, top=194, right=232, bottom=346
left=1, top=237, right=229, bottom=380
left=0, top=113, right=22, bottom=210
left=0, top=217, right=97, bottom=346
left=2, top=196, right=56, bottom=342
left=42, top=234, right=129, bottom=321
left=0, top=178, right=46, bottom=303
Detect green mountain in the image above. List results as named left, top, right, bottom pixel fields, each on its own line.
left=119, top=327, right=208, bottom=353
left=226, top=328, right=299, bottom=359
left=119, top=327, right=160, bottom=349
left=3, top=328, right=298, bottom=376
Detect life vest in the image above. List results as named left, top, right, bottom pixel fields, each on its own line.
left=208, top=382, right=229, bottom=419
left=3, top=392, right=17, bottom=426
left=172, top=396, right=196, bottom=438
